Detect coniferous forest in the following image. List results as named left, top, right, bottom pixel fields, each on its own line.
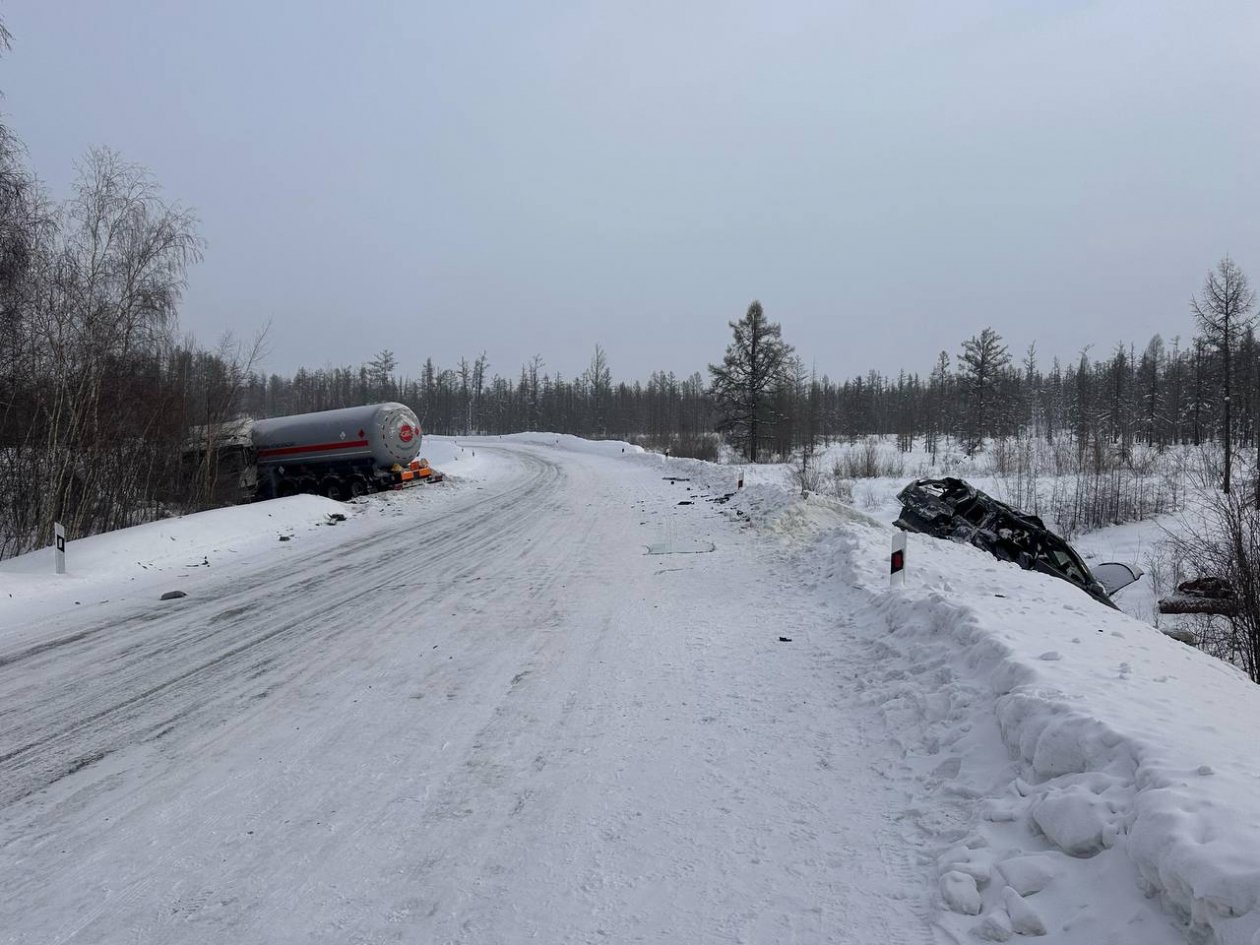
left=242, top=272, right=1252, bottom=472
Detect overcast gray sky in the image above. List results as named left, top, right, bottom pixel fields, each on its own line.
left=4, top=1, right=1258, bottom=383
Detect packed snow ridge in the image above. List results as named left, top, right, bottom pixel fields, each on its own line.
left=1, top=434, right=1258, bottom=944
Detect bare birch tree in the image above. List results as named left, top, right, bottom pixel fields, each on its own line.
left=30, top=148, right=203, bottom=544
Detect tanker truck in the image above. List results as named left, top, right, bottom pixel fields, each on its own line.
left=189, top=403, right=432, bottom=503
left=249, top=402, right=427, bottom=501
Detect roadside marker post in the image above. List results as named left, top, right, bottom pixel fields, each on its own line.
left=890, top=530, right=906, bottom=589
left=54, top=522, right=66, bottom=575
left=738, top=468, right=744, bottom=490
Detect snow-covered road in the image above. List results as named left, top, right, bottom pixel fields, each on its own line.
left=2, top=444, right=936, bottom=944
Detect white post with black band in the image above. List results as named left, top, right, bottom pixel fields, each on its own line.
left=54, top=522, right=66, bottom=575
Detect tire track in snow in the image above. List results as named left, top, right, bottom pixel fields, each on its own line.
left=0, top=448, right=560, bottom=808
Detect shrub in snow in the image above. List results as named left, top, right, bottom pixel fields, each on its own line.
left=1168, top=482, right=1260, bottom=682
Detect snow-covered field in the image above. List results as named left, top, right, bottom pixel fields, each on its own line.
left=2, top=435, right=1257, bottom=944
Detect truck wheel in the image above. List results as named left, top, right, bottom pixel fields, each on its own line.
left=320, top=476, right=345, bottom=501
left=348, top=476, right=369, bottom=499
left=276, top=478, right=299, bottom=498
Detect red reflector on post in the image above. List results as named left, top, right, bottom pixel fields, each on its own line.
left=890, top=531, right=907, bottom=589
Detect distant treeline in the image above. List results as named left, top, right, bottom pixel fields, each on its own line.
left=244, top=316, right=1255, bottom=465
left=239, top=350, right=717, bottom=457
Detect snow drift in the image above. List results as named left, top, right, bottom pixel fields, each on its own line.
left=825, top=510, right=1260, bottom=944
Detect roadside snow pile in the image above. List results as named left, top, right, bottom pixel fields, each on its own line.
left=424, top=434, right=509, bottom=477
left=0, top=495, right=350, bottom=632
left=1, top=436, right=495, bottom=636
left=0, top=494, right=347, bottom=581
left=817, top=516, right=1260, bottom=945
left=499, top=431, right=647, bottom=457
left=620, top=450, right=801, bottom=529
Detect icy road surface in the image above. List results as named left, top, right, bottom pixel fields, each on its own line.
left=1, top=444, right=935, bottom=944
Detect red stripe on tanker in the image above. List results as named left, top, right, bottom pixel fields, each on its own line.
left=257, top=439, right=371, bottom=459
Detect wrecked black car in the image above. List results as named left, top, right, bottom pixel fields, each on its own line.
left=894, top=477, right=1118, bottom=609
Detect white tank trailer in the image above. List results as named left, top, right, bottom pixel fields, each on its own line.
left=250, top=402, right=423, bottom=500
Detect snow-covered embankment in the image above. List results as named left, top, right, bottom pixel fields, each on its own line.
left=818, top=513, right=1260, bottom=944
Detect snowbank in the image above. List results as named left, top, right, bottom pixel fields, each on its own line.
left=0, top=495, right=350, bottom=636
left=497, top=431, right=646, bottom=457
left=823, top=518, right=1260, bottom=945
left=415, top=434, right=501, bottom=475
left=0, top=435, right=499, bottom=638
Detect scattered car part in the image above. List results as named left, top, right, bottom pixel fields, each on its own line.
left=1092, top=562, right=1145, bottom=597
left=1158, top=577, right=1238, bottom=616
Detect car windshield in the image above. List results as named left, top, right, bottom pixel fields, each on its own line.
left=1048, top=548, right=1087, bottom=584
